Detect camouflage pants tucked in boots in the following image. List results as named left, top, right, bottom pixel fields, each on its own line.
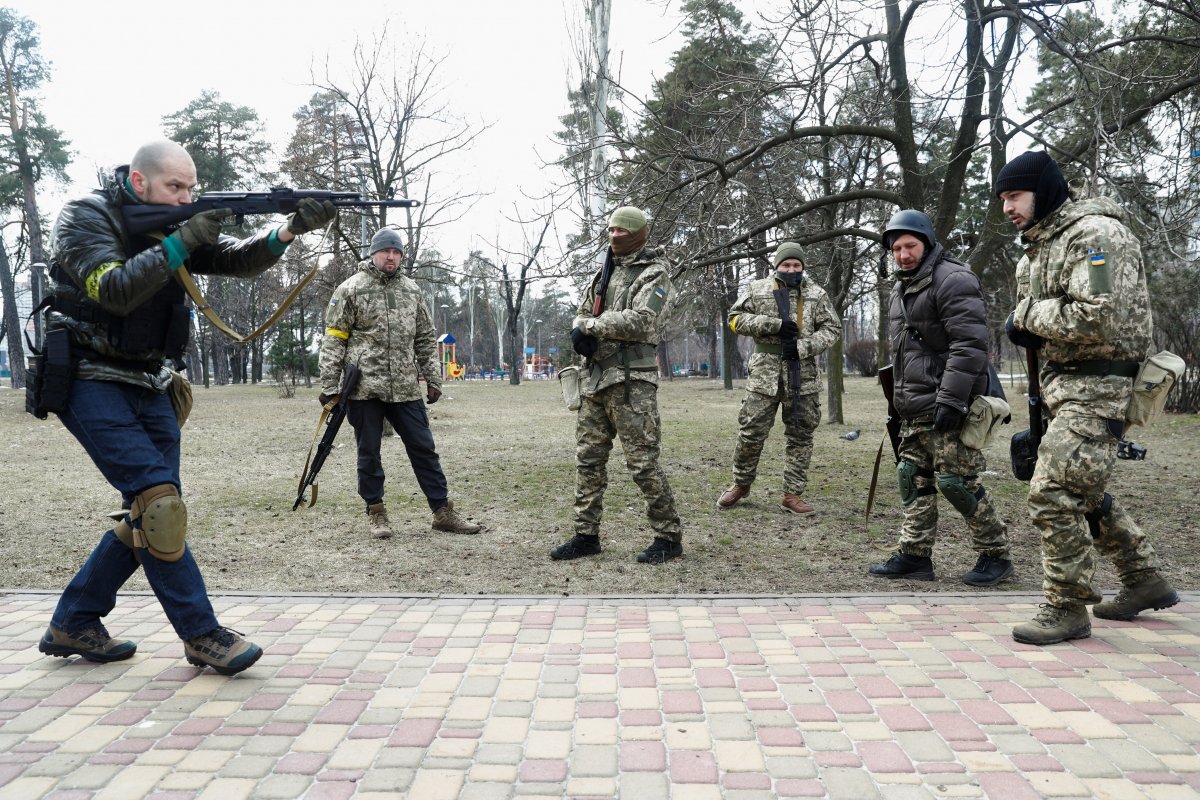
left=732, top=383, right=821, bottom=496
left=895, top=428, right=1009, bottom=559
left=573, top=381, right=682, bottom=543
left=1030, top=414, right=1159, bottom=607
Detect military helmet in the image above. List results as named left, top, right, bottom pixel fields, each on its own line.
left=882, top=209, right=936, bottom=250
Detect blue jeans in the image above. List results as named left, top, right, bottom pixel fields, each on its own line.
left=50, top=379, right=219, bottom=640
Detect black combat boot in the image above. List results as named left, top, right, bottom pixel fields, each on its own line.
left=637, top=538, right=683, bottom=564
left=868, top=552, right=934, bottom=581
left=550, top=534, right=602, bottom=561
left=962, top=555, right=1014, bottom=587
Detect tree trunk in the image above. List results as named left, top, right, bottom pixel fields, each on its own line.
left=0, top=244, right=26, bottom=388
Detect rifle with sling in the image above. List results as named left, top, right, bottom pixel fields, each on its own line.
left=772, top=287, right=802, bottom=427
left=293, top=363, right=363, bottom=510
left=1010, top=345, right=1043, bottom=481
left=865, top=363, right=902, bottom=523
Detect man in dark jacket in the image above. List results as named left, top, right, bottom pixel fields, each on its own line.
left=867, top=210, right=1013, bottom=586
left=36, top=140, right=335, bottom=675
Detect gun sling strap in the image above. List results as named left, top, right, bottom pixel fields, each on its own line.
left=295, top=396, right=339, bottom=509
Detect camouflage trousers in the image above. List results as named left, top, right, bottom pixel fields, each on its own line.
left=573, top=381, right=682, bottom=542
left=732, top=385, right=821, bottom=495
left=895, top=428, right=1009, bottom=559
left=1030, top=414, right=1159, bottom=607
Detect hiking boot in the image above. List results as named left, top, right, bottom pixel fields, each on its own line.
left=184, top=627, right=263, bottom=676
left=962, top=555, right=1014, bottom=587
left=1012, top=604, right=1091, bottom=645
left=38, top=623, right=137, bottom=663
left=1093, top=574, right=1180, bottom=621
left=637, top=537, right=683, bottom=564
left=868, top=552, right=934, bottom=581
left=432, top=502, right=481, bottom=534
left=367, top=503, right=392, bottom=539
left=550, top=534, right=601, bottom=561
left=717, top=484, right=750, bottom=509
left=780, top=494, right=815, bottom=515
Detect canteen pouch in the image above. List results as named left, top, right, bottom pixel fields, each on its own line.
left=168, top=369, right=193, bottom=428
left=960, top=395, right=1011, bottom=450
left=558, top=365, right=582, bottom=411
left=1125, top=351, right=1185, bottom=428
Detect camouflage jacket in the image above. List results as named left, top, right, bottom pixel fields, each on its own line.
left=1013, top=197, right=1152, bottom=420
left=572, top=247, right=672, bottom=396
left=319, top=264, right=441, bottom=403
left=49, top=166, right=284, bottom=391
left=728, top=274, right=841, bottom=397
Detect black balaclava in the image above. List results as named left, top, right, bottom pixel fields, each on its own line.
left=994, top=151, right=1069, bottom=225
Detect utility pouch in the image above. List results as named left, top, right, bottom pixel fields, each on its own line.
left=168, top=369, right=193, bottom=428
left=558, top=365, right=582, bottom=411
left=1010, top=428, right=1038, bottom=481
left=1125, top=351, right=1185, bottom=428
left=960, top=395, right=1011, bottom=450
left=26, top=327, right=73, bottom=419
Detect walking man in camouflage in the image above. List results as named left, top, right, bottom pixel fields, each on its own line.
left=551, top=206, right=683, bottom=564
left=867, top=210, right=1014, bottom=587
left=718, top=243, right=840, bottom=514
left=319, top=228, right=480, bottom=539
left=997, top=151, right=1178, bottom=645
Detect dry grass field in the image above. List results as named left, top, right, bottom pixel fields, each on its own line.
left=3, top=375, right=1198, bottom=597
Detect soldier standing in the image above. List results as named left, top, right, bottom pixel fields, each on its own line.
left=717, top=243, right=841, bottom=514
left=319, top=228, right=481, bottom=539
left=867, top=210, right=1014, bottom=587
left=551, top=206, right=683, bottom=564
left=997, top=151, right=1179, bottom=645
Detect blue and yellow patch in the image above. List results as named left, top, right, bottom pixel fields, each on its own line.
left=648, top=285, right=668, bottom=312
left=1086, top=247, right=1113, bottom=294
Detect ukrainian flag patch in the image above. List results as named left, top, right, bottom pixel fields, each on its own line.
left=1087, top=247, right=1113, bottom=294
left=649, top=286, right=668, bottom=312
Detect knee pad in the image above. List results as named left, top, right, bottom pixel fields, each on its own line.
left=897, top=461, right=934, bottom=506
left=938, top=474, right=984, bottom=518
left=116, top=484, right=187, bottom=562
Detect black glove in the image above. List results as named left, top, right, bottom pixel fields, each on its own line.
left=782, top=341, right=800, bottom=361
left=174, top=208, right=232, bottom=252
left=778, top=319, right=799, bottom=340
left=318, top=393, right=339, bottom=407
left=426, top=385, right=442, bottom=405
left=1005, top=311, right=1043, bottom=351
left=570, top=327, right=599, bottom=358
left=287, top=198, right=338, bottom=235
left=933, top=403, right=965, bottom=433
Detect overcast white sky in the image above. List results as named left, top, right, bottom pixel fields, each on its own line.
left=8, top=0, right=684, bottom=263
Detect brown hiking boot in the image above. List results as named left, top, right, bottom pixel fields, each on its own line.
left=717, top=484, right=750, bottom=509
left=367, top=503, right=393, bottom=539
left=1094, top=574, right=1180, bottom=621
left=39, top=623, right=137, bottom=663
left=432, top=501, right=481, bottom=534
left=780, top=494, right=815, bottom=514
left=1012, top=604, right=1091, bottom=646
left=184, top=627, right=263, bottom=676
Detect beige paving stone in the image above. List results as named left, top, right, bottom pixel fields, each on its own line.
left=469, top=763, right=519, bottom=783
left=406, top=767, right=464, bottom=799
left=176, top=674, right=235, bottom=696
left=1159, top=754, right=1200, bottom=772
left=408, top=693, right=454, bottom=713
left=1004, top=702, right=1069, bottom=729
left=370, top=687, right=417, bottom=708
left=525, top=729, right=572, bottom=759
left=533, top=697, right=577, bottom=723
left=497, top=678, right=539, bottom=701
left=575, top=718, right=618, bottom=745
left=619, top=725, right=664, bottom=742
left=579, top=673, right=618, bottom=694
left=619, top=688, right=660, bottom=709
left=1024, top=771, right=1095, bottom=797
left=1054, top=711, right=1126, bottom=739
left=568, top=777, right=617, bottom=796
left=291, top=723, right=350, bottom=752
left=842, top=721, right=892, bottom=741
left=1144, top=786, right=1200, bottom=800
left=0, top=777, right=57, bottom=799
left=177, top=750, right=235, bottom=772
left=958, top=751, right=1014, bottom=771
left=447, top=696, right=494, bottom=721
left=157, top=770, right=212, bottom=791
left=665, top=720, right=713, bottom=750
left=482, top=716, right=529, bottom=744
left=669, top=785, right=722, bottom=800
left=715, top=740, right=767, bottom=772
left=429, top=736, right=478, bottom=759
left=59, top=725, right=123, bottom=753
left=27, top=710, right=95, bottom=742
left=136, top=749, right=190, bottom=766
left=289, top=683, right=341, bottom=706
left=77, top=690, right=134, bottom=708
left=94, top=765, right=170, bottom=799
left=327, top=738, right=383, bottom=770
left=420, top=673, right=465, bottom=693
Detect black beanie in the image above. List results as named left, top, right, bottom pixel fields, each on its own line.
left=994, top=151, right=1069, bottom=223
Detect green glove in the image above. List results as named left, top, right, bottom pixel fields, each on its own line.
left=287, top=198, right=338, bottom=235
left=173, top=208, right=232, bottom=253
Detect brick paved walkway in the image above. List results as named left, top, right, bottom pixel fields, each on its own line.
left=1, top=591, right=1198, bottom=799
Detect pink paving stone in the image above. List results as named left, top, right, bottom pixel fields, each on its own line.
left=815, top=752, right=862, bottom=767
left=928, top=713, right=987, bottom=741
left=306, top=782, right=357, bottom=800
left=388, top=719, right=440, bottom=747
left=825, top=691, right=872, bottom=715
left=620, top=667, right=656, bottom=688
left=620, top=741, right=666, bottom=771
left=618, top=642, right=652, bottom=658
left=1010, top=755, right=1064, bottom=772
left=316, top=700, right=368, bottom=725
left=860, top=638, right=899, bottom=650
left=276, top=752, right=329, bottom=775
left=757, top=728, right=804, bottom=747
left=663, top=691, right=703, bottom=714
left=1033, top=728, right=1085, bottom=745
left=156, top=667, right=201, bottom=681
left=957, top=700, right=1017, bottom=726
left=715, top=624, right=750, bottom=638
left=104, top=739, right=154, bottom=754
left=949, top=741, right=997, bottom=752
left=242, top=693, right=288, bottom=711
left=943, top=650, right=984, bottom=662
left=99, top=707, right=149, bottom=726
left=738, top=677, right=777, bottom=693
left=216, top=726, right=258, bottom=736
left=988, top=656, right=1029, bottom=669
left=878, top=705, right=932, bottom=732
left=174, top=717, right=223, bottom=736
left=1134, top=702, right=1183, bottom=716
left=655, top=656, right=691, bottom=669
left=1087, top=699, right=1151, bottom=724
left=814, top=623, right=850, bottom=638
left=776, top=779, right=826, bottom=797
left=277, top=665, right=317, bottom=679
left=43, top=683, right=103, bottom=706
left=917, top=763, right=967, bottom=774
left=748, top=699, right=788, bottom=711
left=903, top=687, right=945, bottom=699
left=855, top=676, right=903, bottom=698
left=0, top=698, right=36, bottom=712
left=696, top=668, right=734, bottom=688
left=549, top=644, right=581, bottom=655
left=261, top=619, right=297, bottom=632
left=1028, top=688, right=1089, bottom=711
left=88, top=754, right=135, bottom=766
left=382, top=631, right=415, bottom=643
left=859, top=742, right=915, bottom=773
left=688, top=643, right=726, bottom=659
left=791, top=704, right=837, bottom=723
left=131, top=689, right=174, bottom=702
left=620, top=710, right=662, bottom=726
left=262, top=723, right=308, bottom=736
left=806, top=664, right=845, bottom=677
left=348, top=725, right=393, bottom=739
left=519, top=759, right=568, bottom=782
left=1128, top=772, right=1187, bottom=785
left=429, top=663, right=468, bottom=673
left=978, top=773, right=1043, bottom=799
left=315, top=669, right=354, bottom=680
left=723, top=773, right=772, bottom=789
left=670, top=750, right=719, bottom=784
left=270, top=643, right=303, bottom=655
left=579, top=702, right=618, bottom=718
left=789, top=636, right=825, bottom=648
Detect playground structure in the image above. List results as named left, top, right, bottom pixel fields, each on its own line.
left=437, top=333, right=465, bottom=380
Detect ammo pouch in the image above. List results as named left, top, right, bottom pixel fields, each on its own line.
left=168, top=369, right=193, bottom=427
left=1125, top=351, right=1185, bottom=428
left=558, top=365, right=582, bottom=411
left=960, top=395, right=1011, bottom=450
left=1010, top=428, right=1038, bottom=481
left=25, top=327, right=73, bottom=420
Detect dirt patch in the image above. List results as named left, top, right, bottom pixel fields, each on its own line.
left=2, top=376, right=1198, bottom=596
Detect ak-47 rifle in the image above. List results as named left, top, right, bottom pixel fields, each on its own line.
left=1010, top=345, right=1043, bottom=481
left=772, top=287, right=802, bottom=427
left=123, top=187, right=420, bottom=236
left=591, top=250, right=615, bottom=317
left=293, top=363, right=363, bottom=511
left=866, top=363, right=902, bottom=522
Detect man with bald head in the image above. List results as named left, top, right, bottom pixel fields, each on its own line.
left=34, top=140, right=336, bottom=675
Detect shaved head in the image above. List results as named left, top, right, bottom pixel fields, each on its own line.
left=131, top=140, right=192, bottom=178
left=129, top=140, right=197, bottom=206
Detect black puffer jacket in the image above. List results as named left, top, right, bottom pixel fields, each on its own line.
left=49, top=166, right=283, bottom=389
left=888, top=244, right=989, bottom=422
